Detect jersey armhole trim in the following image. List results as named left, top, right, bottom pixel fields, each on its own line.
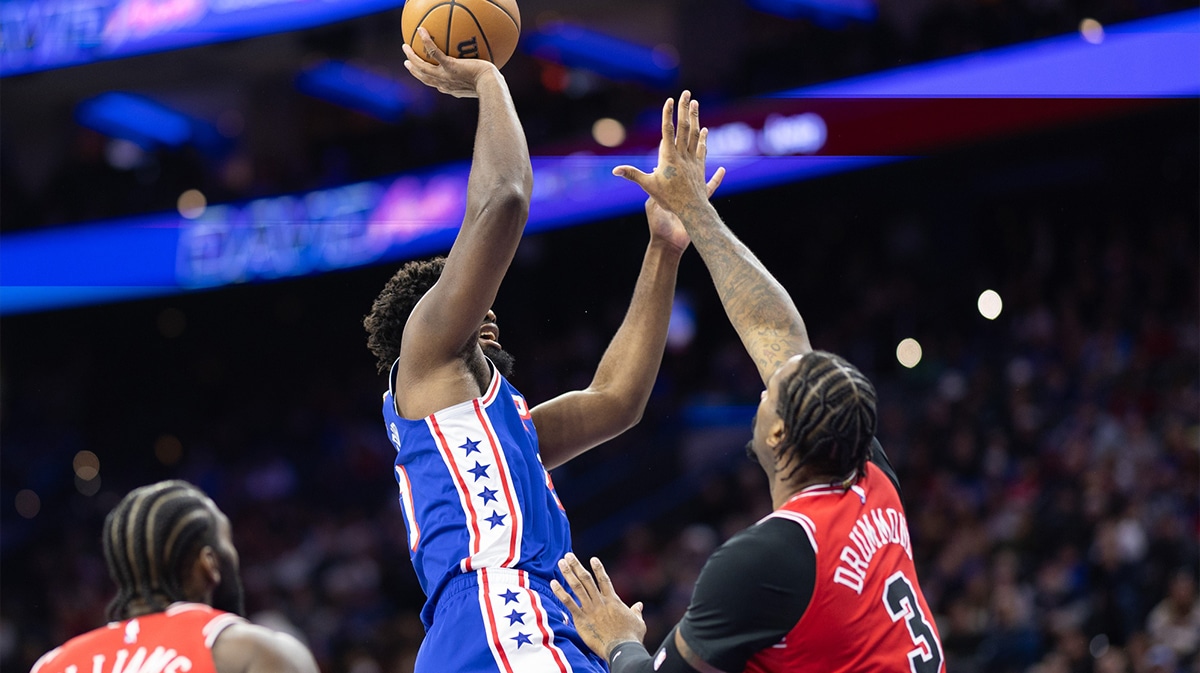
left=479, top=357, right=501, bottom=406
left=31, top=647, right=62, bottom=673
left=388, top=357, right=503, bottom=416
left=203, top=613, right=248, bottom=649
left=763, top=511, right=819, bottom=554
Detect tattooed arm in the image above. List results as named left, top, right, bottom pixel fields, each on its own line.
left=612, top=92, right=811, bottom=383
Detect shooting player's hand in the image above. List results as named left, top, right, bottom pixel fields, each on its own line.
left=403, top=27, right=498, bottom=98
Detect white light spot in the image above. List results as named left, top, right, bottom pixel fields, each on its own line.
left=1080, top=18, right=1104, bottom=44
left=896, top=338, right=923, bottom=369
left=592, top=118, right=626, bottom=148
left=73, top=450, right=100, bottom=480
left=177, top=189, right=207, bottom=219
left=978, top=289, right=1003, bottom=320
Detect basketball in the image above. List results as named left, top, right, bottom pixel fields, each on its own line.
left=402, top=0, right=522, bottom=69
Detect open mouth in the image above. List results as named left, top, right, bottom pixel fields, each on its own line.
left=479, top=325, right=501, bottom=351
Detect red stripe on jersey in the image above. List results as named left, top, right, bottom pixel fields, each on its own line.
left=474, top=399, right=520, bottom=567
left=430, top=413, right=481, bottom=568
left=546, top=471, right=565, bottom=511
left=396, top=465, right=421, bottom=551
left=787, top=487, right=846, bottom=501
left=522, top=573, right=571, bottom=673
left=482, top=366, right=501, bottom=406
left=481, top=569, right=517, bottom=673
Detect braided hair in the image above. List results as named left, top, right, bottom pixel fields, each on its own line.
left=774, top=351, right=878, bottom=485
left=364, top=256, right=446, bottom=373
left=102, top=480, right=219, bottom=621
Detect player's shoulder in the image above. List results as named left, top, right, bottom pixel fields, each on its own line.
left=867, top=438, right=903, bottom=495
left=31, top=644, right=65, bottom=673
left=705, top=516, right=816, bottom=576
left=31, top=622, right=121, bottom=673
left=211, top=622, right=319, bottom=673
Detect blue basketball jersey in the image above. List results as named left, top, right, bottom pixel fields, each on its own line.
left=381, top=358, right=573, bottom=628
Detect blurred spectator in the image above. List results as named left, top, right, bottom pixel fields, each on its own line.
left=1146, top=571, right=1200, bottom=669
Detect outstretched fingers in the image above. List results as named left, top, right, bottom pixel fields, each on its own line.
left=558, top=553, right=597, bottom=605
left=686, top=98, right=702, bottom=155
left=675, top=90, right=693, bottom=153
left=705, top=165, right=726, bottom=197
left=660, top=97, right=676, bottom=146
left=590, top=557, right=616, bottom=596
left=612, top=164, right=651, bottom=187
left=550, top=578, right=578, bottom=610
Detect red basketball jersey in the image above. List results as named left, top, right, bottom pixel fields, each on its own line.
left=745, top=462, right=944, bottom=673
left=32, top=602, right=244, bottom=673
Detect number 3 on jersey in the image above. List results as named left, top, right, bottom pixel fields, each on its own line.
left=882, top=571, right=944, bottom=673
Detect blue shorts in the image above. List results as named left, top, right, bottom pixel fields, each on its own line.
left=415, top=567, right=609, bottom=673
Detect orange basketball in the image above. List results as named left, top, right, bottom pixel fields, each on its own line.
left=402, top=0, right=521, bottom=69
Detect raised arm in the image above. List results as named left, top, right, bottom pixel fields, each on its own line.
left=398, top=29, right=533, bottom=382
left=531, top=172, right=722, bottom=469
left=613, top=92, right=811, bottom=384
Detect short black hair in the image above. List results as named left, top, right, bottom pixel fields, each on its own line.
left=363, top=256, right=446, bottom=373
left=102, top=480, right=219, bottom=621
left=774, top=351, right=878, bottom=484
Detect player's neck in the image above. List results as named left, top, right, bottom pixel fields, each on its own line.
left=123, top=598, right=168, bottom=619
left=771, top=471, right=843, bottom=509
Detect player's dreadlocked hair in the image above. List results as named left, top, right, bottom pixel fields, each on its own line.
left=774, top=351, right=878, bottom=485
left=364, top=256, right=447, bottom=373
left=103, top=480, right=218, bottom=621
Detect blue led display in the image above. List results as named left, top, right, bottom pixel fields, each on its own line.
left=1, top=0, right=405, bottom=77
left=3, top=10, right=1195, bottom=315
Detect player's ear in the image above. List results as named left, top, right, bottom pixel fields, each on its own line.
left=196, top=546, right=220, bottom=587
left=181, top=546, right=221, bottom=604
left=765, top=417, right=786, bottom=449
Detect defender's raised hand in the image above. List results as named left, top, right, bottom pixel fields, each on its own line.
left=613, top=90, right=724, bottom=217
left=551, top=554, right=646, bottom=662
left=645, top=165, right=726, bottom=254
left=403, top=27, right=500, bottom=98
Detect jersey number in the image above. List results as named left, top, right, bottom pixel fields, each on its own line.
left=882, top=572, right=943, bottom=673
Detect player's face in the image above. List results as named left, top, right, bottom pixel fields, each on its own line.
left=479, top=309, right=516, bottom=378
left=479, top=309, right=501, bottom=352
left=748, top=357, right=806, bottom=467
left=205, top=499, right=246, bottom=616
left=748, top=355, right=805, bottom=468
